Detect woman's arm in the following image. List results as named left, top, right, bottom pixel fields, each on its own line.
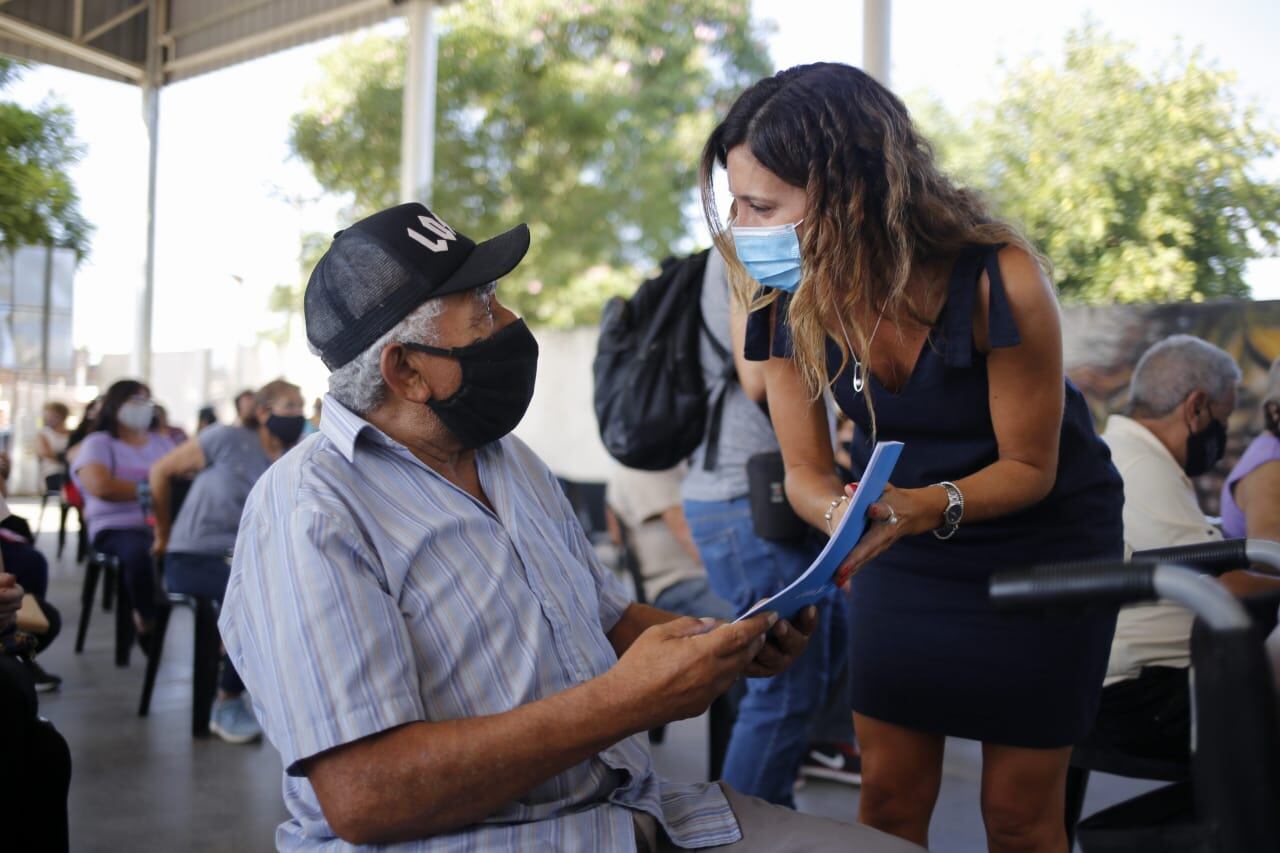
left=1235, top=460, right=1280, bottom=543
left=149, top=439, right=208, bottom=553
left=763, top=344, right=847, bottom=531
left=76, top=462, right=139, bottom=503
left=35, top=432, right=55, bottom=462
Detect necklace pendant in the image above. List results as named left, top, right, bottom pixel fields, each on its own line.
left=852, top=360, right=865, bottom=394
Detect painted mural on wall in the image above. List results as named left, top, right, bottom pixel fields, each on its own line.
left=1062, top=299, right=1280, bottom=515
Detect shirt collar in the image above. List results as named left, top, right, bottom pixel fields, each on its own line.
left=1105, top=414, right=1190, bottom=484
left=319, top=393, right=382, bottom=463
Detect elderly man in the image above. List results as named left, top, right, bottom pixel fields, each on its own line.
left=221, top=204, right=918, bottom=852
left=1098, top=335, right=1280, bottom=762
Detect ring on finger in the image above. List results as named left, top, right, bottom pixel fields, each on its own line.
left=883, top=506, right=900, bottom=526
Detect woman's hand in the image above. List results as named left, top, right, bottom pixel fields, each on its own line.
left=831, top=483, right=946, bottom=587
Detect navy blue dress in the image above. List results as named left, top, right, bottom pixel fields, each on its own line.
left=746, top=246, right=1123, bottom=747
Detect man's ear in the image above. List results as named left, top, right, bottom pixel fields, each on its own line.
left=380, top=344, right=433, bottom=405
left=1184, top=389, right=1209, bottom=425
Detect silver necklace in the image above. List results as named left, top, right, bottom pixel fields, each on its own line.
left=839, top=303, right=888, bottom=394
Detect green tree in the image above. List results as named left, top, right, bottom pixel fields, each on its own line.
left=289, top=0, right=770, bottom=326
left=0, top=58, right=91, bottom=257
left=913, top=25, right=1280, bottom=303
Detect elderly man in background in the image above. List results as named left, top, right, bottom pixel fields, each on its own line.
left=220, top=203, right=919, bottom=852
left=1098, top=335, right=1280, bottom=763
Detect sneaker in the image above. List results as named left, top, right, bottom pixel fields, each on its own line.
left=210, top=695, right=263, bottom=745
left=25, top=659, right=62, bottom=693
left=799, top=742, right=862, bottom=786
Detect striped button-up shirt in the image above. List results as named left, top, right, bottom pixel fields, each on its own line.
left=220, top=395, right=740, bottom=851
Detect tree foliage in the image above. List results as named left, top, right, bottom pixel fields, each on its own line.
left=914, top=25, right=1280, bottom=303
left=289, top=0, right=770, bottom=326
left=0, top=58, right=91, bottom=257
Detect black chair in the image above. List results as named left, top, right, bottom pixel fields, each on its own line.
left=560, top=476, right=736, bottom=782
left=136, top=476, right=220, bottom=737
left=137, top=569, right=221, bottom=737
left=74, top=550, right=134, bottom=667
left=1059, top=538, right=1280, bottom=845
left=992, top=553, right=1280, bottom=852
left=35, top=472, right=72, bottom=558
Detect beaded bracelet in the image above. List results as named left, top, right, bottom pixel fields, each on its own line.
left=824, top=494, right=849, bottom=534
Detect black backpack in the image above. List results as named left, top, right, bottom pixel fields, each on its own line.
left=593, top=249, right=734, bottom=471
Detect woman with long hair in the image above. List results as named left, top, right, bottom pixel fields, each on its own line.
left=72, top=380, right=178, bottom=652
left=701, top=63, right=1123, bottom=851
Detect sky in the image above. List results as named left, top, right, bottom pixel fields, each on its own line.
left=5, top=0, right=1280, bottom=364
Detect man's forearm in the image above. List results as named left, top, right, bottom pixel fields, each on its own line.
left=310, top=673, right=643, bottom=845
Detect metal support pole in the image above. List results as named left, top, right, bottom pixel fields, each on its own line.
left=400, top=0, right=438, bottom=204
left=862, top=0, right=891, bottom=87
left=137, top=0, right=162, bottom=381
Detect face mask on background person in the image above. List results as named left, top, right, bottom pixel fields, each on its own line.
left=1183, top=409, right=1227, bottom=478
left=118, top=400, right=155, bottom=432
left=403, top=319, right=540, bottom=450
left=730, top=219, right=804, bottom=293
left=265, top=415, right=307, bottom=447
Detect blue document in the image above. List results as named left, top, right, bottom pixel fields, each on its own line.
left=736, top=441, right=904, bottom=623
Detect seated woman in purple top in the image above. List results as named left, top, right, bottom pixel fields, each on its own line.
left=1223, top=358, right=1280, bottom=542
left=72, top=379, right=177, bottom=653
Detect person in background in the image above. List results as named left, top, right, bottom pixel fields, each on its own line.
left=1, top=565, right=71, bottom=853
left=149, top=378, right=307, bottom=744
left=681, top=247, right=854, bottom=805
left=63, top=397, right=101, bottom=466
left=36, top=402, right=71, bottom=495
left=196, top=406, right=218, bottom=434
left=71, top=380, right=178, bottom=652
left=234, top=390, right=256, bottom=427
left=1099, top=336, right=1280, bottom=762
left=152, top=404, right=189, bottom=445
left=1223, top=356, right=1280, bottom=543
left=607, top=463, right=736, bottom=622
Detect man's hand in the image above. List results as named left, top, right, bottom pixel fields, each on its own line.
left=745, top=605, right=818, bottom=678
left=607, top=612, right=777, bottom=730
left=0, top=572, right=23, bottom=633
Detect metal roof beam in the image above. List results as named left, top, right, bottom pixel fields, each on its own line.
left=0, top=11, right=145, bottom=81
left=162, top=0, right=392, bottom=77
left=80, top=1, right=147, bottom=46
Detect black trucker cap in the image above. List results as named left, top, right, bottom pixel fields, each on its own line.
left=304, top=202, right=530, bottom=370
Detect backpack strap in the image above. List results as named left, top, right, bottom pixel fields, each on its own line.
left=699, top=284, right=737, bottom=473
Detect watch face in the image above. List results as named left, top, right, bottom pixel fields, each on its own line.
left=944, top=504, right=963, bottom=525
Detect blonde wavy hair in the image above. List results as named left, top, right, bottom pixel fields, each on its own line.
left=700, top=63, right=1044, bottom=409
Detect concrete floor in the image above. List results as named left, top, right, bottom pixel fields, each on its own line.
left=21, top=498, right=1156, bottom=852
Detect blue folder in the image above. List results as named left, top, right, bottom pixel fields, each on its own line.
left=736, top=440, right=904, bottom=623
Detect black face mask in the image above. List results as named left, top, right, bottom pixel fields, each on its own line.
left=1183, top=414, right=1227, bottom=478
left=265, top=414, right=307, bottom=447
left=404, top=319, right=539, bottom=450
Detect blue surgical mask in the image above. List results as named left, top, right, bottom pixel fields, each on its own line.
left=731, top=220, right=803, bottom=292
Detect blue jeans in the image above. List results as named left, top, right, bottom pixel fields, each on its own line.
left=165, top=551, right=244, bottom=696
left=683, top=497, right=849, bottom=806
left=652, top=577, right=737, bottom=622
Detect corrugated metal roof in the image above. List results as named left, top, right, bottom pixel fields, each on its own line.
left=0, top=0, right=407, bottom=86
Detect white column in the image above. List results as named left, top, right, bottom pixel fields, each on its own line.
left=400, top=0, right=439, bottom=205
left=138, top=82, right=158, bottom=381
left=137, top=0, right=163, bottom=381
left=862, top=0, right=891, bottom=87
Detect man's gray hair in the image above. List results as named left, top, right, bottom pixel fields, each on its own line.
left=317, top=298, right=445, bottom=415
left=1128, top=334, right=1241, bottom=418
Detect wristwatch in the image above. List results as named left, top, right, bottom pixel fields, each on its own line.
left=933, top=481, right=964, bottom=540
